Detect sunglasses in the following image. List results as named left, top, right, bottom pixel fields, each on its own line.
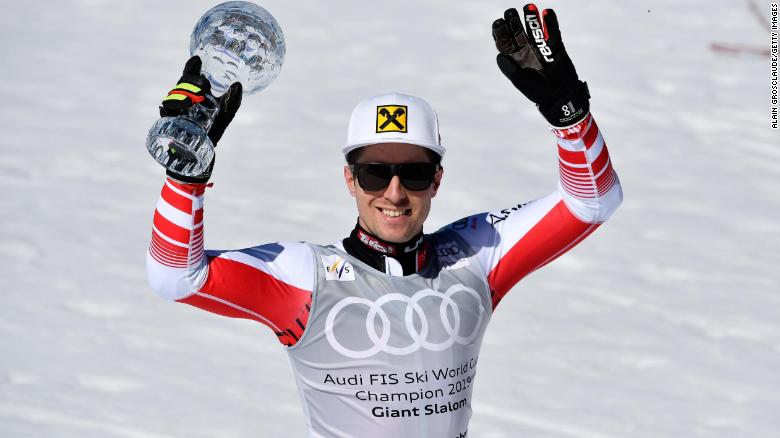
left=350, top=162, right=440, bottom=191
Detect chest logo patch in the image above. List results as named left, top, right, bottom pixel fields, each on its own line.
left=376, top=105, right=407, bottom=133
left=325, top=284, right=486, bottom=358
left=321, top=254, right=355, bottom=281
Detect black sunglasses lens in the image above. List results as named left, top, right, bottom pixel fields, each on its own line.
left=399, top=163, right=436, bottom=190
left=357, top=164, right=393, bottom=191
left=355, top=163, right=437, bottom=191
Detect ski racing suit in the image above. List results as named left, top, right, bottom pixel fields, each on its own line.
left=146, top=113, right=622, bottom=437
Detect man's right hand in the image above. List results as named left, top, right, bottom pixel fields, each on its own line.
left=160, top=56, right=243, bottom=183
left=161, top=56, right=243, bottom=146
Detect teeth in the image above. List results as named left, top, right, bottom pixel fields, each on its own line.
left=382, top=209, right=405, bottom=217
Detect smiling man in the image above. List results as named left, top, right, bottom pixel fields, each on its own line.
left=146, top=5, right=622, bottom=437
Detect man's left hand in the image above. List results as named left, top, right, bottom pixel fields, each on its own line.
left=492, top=4, right=590, bottom=127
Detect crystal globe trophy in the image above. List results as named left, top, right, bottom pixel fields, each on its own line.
left=146, top=1, right=285, bottom=178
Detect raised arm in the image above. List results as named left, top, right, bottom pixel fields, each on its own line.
left=145, top=58, right=313, bottom=346
left=446, top=113, right=621, bottom=309
left=442, top=4, right=622, bottom=310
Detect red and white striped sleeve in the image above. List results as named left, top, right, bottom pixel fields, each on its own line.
left=553, top=113, right=621, bottom=222
left=444, top=113, right=622, bottom=310
left=145, top=178, right=315, bottom=346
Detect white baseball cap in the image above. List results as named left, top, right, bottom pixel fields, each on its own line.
left=342, top=92, right=445, bottom=159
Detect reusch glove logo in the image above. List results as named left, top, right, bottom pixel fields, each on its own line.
left=376, top=105, right=408, bottom=133
left=525, top=13, right=554, bottom=62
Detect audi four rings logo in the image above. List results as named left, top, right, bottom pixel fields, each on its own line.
left=325, top=285, right=486, bottom=359
left=436, top=245, right=460, bottom=257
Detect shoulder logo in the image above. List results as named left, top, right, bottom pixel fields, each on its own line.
left=486, top=202, right=531, bottom=227
left=376, top=105, right=407, bottom=133
left=321, top=254, right=355, bottom=281
left=435, top=241, right=470, bottom=270
left=450, top=216, right=479, bottom=231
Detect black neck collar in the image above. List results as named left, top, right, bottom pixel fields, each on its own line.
left=342, top=223, right=428, bottom=275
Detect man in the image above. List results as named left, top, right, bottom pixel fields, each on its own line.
left=146, top=4, right=622, bottom=437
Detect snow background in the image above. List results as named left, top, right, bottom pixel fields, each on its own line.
left=1, top=0, right=778, bottom=436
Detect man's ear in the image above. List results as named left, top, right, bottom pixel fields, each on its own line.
left=344, top=165, right=357, bottom=197
left=431, top=166, right=444, bottom=198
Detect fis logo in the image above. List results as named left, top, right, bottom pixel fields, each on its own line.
left=321, top=254, right=355, bottom=281
left=376, top=105, right=407, bottom=133
left=525, top=14, right=554, bottom=63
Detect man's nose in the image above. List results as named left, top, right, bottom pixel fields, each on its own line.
left=383, top=175, right=407, bottom=203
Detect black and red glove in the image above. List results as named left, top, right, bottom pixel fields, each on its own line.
left=492, top=4, right=589, bottom=127
left=160, top=56, right=242, bottom=183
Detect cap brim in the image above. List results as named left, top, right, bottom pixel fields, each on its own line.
left=342, top=138, right=445, bottom=158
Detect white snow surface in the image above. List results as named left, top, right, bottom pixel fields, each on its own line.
left=1, top=1, right=778, bottom=437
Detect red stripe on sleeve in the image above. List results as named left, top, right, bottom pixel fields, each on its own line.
left=177, top=257, right=313, bottom=345
left=557, top=146, right=588, bottom=164
left=149, top=236, right=190, bottom=268
left=153, top=210, right=191, bottom=244
left=596, top=170, right=616, bottom=195
left=558, top=168, right=593, bottom=183
left=558, top=175, right=594, bottom=189
left=559, top=161, right=592, bottom=176
left=151, top=231, right=189, bottom=256
left=190, top=228, right=204, bottom=245
left=559, top=176, right=595, bottom=193
left=487, top=201, right=600, bottom=309
left=582, top=119, right=600, bottom=149
left=591, top=145, right=611, bottom=174
left=166, top=178, right=207, bottom=196
left=149, top=247, right=189, bottom=268
left=552, top=114, right=592, bottom=140
left=161, top=184, right=194, bottom=214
